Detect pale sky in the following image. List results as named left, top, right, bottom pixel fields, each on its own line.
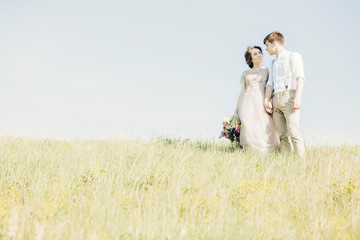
left=0, top=0, right=359, bottom=145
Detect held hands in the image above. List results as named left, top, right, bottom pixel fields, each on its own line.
left=264, top=100, right=273, bottom=114
left=292, top=97, right=301, bottom=110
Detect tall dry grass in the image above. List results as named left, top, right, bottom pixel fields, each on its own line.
left=0, top=136, right=359, bottom=239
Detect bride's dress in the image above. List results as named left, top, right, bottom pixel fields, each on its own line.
left=237, top=67, right=280, bottom=152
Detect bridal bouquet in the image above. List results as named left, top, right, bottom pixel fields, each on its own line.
left=220, top=115, right=241, bottom=143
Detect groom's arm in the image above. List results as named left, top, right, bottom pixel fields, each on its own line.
left=292, top=53, right=305, bottom=110
left=293, top=77, right=304, bottom=110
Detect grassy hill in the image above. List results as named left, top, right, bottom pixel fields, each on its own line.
left=0, top=137, right=359, bottom=239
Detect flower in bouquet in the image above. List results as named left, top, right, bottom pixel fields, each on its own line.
left=220, top=115, right=241, bottom=143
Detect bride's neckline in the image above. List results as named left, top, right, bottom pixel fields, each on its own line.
left=250, top=67, right=266, bottom=71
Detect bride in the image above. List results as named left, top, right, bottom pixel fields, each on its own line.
left=234, top=45, right=280, bottom=152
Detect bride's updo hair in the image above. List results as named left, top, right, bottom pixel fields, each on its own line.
left=244, top=45, right=262, bottom=68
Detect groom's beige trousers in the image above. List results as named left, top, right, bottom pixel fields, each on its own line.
left=273, top=90, right=305, bottom=156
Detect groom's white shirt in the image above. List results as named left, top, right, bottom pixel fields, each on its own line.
left=267, top=50, right=305, bottom=94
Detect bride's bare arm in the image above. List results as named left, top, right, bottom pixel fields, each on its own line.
left=234, top=73, right=246, bottom=119
left=263, top=68, right=274, bottom=114
left=264, top=86, right=273, bottom=114
left=234, top=94, right=241, bottom=119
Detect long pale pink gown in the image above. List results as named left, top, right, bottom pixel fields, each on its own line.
left=237, top=67, right=280, bottom=152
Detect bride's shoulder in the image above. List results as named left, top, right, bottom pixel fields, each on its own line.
left=241, top=69, right=251, bottom=77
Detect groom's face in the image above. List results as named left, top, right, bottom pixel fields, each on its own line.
left=265, top=41, right=276, bottom=55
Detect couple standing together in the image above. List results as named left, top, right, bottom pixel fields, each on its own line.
left=234, top=31, right=305, bottom=156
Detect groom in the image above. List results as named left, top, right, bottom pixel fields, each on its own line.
left=263, top=31, right=305, bottom=156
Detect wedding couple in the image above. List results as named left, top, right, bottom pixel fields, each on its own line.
left=234, top=31, right=305, bottom=156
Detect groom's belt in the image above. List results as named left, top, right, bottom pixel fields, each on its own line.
left=273, top=90, right=296, bottom=96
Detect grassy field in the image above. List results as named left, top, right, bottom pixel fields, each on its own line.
left=0, top=137, right=359, bottom=240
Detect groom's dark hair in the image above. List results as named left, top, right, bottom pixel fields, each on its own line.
left=263, top=31, right=284, bottom=45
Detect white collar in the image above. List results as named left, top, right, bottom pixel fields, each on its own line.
left=276, top=49, right=289, bottom=60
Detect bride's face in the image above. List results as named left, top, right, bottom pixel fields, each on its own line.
left=250, top=48, right=263, bottom=65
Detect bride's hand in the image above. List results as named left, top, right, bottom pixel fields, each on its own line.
left=264, top=101, right=273, bottom=114
left=268, top=101, right=273, bottom=113
left=234, top=112, right=239, bottom=119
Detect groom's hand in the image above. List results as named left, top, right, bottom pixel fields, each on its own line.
left=292, top=97, right=301, bottom=110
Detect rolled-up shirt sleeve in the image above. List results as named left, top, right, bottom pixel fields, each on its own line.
left=292, top=52, right=305, bottom=81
